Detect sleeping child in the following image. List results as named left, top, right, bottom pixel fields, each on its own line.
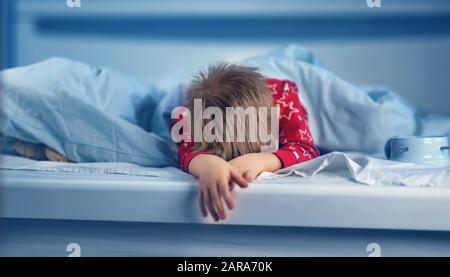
left=5, top=45, right=450, bottom=220
left=4, top=46, right=449, bottom=221
left=10, top=61, right=319, bottom=222
left=173, top=63, right=319, bottom=221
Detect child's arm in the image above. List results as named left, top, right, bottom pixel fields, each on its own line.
left=179, top=141, right=248, bottom=221
left=188, top=154, right=248, bottom=221
left=228, top=152, right=281, bottom=181
left=229, top=80, right=320, bottom=180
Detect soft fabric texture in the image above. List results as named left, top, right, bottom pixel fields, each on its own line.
left=0, top=154, right=191, bottom=178
left=259, top=152, right=450, bottom=187
left=1, top=45, right=449, bottom=167
left=0, top=57, right=179, bottom=167
left=2, top=152, right=449, bottom=187
left=244, top=45, right=450, bottom=155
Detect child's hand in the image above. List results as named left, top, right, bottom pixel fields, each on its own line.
left=189, top=154, right=249, bottom=221
left=229, top=153, right=282, bottom=182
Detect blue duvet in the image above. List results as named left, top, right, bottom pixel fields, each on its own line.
left=1, top=45, right=449, bottom=167
left=0, top=57, right=181, bottom=167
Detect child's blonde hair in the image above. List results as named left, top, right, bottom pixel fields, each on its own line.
left=186, top=63, right=274, bottom=161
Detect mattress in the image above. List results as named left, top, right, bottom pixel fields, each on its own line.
left=2, top=166, right=450, bottom=231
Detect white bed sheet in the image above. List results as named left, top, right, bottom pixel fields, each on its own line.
left=2, top=152, right=450, bottom=188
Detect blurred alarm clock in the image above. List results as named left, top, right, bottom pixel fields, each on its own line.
left=386, top=136, right=450, bottom=165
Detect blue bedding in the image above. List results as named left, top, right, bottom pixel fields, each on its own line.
left=0, top=58, right=182, bottom=167
left=1, top=45, right=449, bottom=166
left=244, top=45, right=450, bottom=154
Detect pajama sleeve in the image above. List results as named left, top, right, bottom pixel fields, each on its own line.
left=269, top=80, right=320, bottom=168
left=173, top=111, right=207, bottom=172
left=178, top=141, right=207, bottom=172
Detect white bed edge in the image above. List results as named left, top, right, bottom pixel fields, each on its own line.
left=2, top=169, right=450, bottom=231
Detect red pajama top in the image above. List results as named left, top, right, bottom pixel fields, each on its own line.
left=177, top=78, right=320, bottom=172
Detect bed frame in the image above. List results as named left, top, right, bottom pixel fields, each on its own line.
left=2, top=168, right=450, bottom=256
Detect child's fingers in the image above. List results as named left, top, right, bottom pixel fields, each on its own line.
left=230, top=169, right=249, bottom=188
left=243, top=170, right=256, bottom=182
left=210, top=183, right=226, bottom=220
left=198, top=190, right=208, bottom=217
left=205, top=189, right=219, bottom=221
left=218, top=179, right=234, bottom=210
left=229, top=182, right=236, bottom=191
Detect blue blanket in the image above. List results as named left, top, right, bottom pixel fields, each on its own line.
left=0, top=57, right=182, bottom=167
left=244, top=45, right=450, bottom=155
left=1, top=45, right=449, bottom=166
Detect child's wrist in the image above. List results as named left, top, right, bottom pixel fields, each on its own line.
left=189, top=154, right=224, bottom=177
left=259, top=152, right=282, bottom=172
left=188, top=154, right=209, bottom=177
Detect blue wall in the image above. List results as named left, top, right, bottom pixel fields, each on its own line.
left=0, top=0, right=13, bottom=69
left=3, top=0, right=450, bottom=114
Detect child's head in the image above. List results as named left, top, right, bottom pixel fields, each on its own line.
left=186, top=63, right=274, bottom=161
